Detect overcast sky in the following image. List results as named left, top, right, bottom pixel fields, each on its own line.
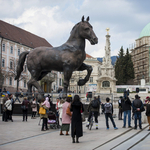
left=0, top=0, right=150, bottom=58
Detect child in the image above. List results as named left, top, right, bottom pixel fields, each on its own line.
left=104, top=97, right=118, bottom=130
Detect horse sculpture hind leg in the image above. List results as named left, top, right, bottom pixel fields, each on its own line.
left=27, top=69, right=45, bottom=100
left=27, top=77, right=45, bottom=100
left=77, top=63, right=93, bottom=86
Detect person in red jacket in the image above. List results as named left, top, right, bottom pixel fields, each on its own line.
left=22, top=97, right=30, bottom=121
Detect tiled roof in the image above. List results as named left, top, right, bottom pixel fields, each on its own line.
left=0, top=20, right=52, bottom=48
left=86, top=53, right=93, bottom=58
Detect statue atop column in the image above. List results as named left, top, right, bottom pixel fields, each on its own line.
left=97, top=28, right=117, bottom=93
left=104, top=28, right=111, bottom=66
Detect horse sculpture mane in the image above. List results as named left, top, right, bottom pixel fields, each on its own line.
left=15, top=16, right=98, bottom=99
left=70, top=23, right=80, bottom=34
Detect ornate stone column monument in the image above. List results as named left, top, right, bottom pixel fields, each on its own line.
left=97, top=28, right=116, bottom=93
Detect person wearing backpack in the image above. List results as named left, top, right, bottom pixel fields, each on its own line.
left=86, top=96, right=100, bottom=129
left=104, top=97, right=118, bottom=130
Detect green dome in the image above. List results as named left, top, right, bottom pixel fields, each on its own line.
left=140, top=23, right=150, bottom=38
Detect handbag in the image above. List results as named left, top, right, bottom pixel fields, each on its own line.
left=140, top=106, right=145, bottom=112
left=3, top=106, right=7, bottom=112
left=66, top=106, right=72, bottom=116
left=31, top=104, right=36, bottom=108
left=39, top=107, right=46, bottom=115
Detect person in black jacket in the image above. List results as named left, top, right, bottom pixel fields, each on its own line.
left=132, top=95, right=144, bottom=129
left=122, top=96, right=132, bottom=128
left=118, top=96, right=123, bottom=120
left=70, top=95, right=84, bottom=143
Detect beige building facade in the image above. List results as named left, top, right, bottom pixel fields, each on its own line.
left=69, top=55, right=101, bottom=94
left=0, top=20, right=55, bottom=93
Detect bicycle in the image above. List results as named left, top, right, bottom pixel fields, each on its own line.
left=88, top=112, right=94, bottom=130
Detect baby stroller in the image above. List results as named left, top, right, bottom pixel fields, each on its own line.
left=47, top=111, right=59, bottom=129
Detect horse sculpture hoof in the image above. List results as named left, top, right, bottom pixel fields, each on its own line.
left=78, top=79, right=86, bottom=86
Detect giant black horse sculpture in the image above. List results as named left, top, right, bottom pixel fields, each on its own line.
left=15, top=16, right=98, bottom=98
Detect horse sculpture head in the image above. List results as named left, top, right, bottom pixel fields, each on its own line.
left=78, top=16, right=98, bottom=45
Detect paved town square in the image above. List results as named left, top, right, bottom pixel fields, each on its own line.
left=0, top=114, right=149, bottom=150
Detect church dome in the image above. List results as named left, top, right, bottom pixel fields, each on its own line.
left=139, top=23, right=150, bottom=38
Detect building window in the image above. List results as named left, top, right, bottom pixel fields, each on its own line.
left=54, top=85, right=55, bottom=90
left=2, top=58, right=5, bottom=67
left=2, top=44, right=5, bottom=51
left=24, top=80, right=26, bottom=88
left=9, top=77, right=12, bottom=85
left=102, top=81, right=110, bottom=87
left=71, top=79, right=74, bottom=83
left=10, top=46, right=13, bottom=54
left=18, top=49, right=20, bottom=56
left=89, top=77, right=93, bottom=82
left=59, top=78, right=61, bottom=86
left=10, top=60, right=13, bottom=69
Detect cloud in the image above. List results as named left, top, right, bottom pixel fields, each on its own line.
left=4, top=6, right=74, bottom=47
left=1, top=0, right=150, bottom=58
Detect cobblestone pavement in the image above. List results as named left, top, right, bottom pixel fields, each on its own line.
left=0, top=114, right=149, bottom=150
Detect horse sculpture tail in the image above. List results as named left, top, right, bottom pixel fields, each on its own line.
left=15, top=51, right=29, bottom=80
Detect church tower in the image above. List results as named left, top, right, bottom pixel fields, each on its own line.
left=97, top=28, right=116, bottom=93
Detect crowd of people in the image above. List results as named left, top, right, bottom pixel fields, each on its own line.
left=118, top=94, right=150, bottom=130
left=1, top=92, right=150, bottom=143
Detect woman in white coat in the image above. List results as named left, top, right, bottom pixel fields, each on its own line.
left=58, top=99, right=64, bottom=125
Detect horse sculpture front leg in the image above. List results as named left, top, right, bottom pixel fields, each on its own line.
left=77, top=63, right=93, bottom=86
left=63, top=68, right=73, bottom=98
